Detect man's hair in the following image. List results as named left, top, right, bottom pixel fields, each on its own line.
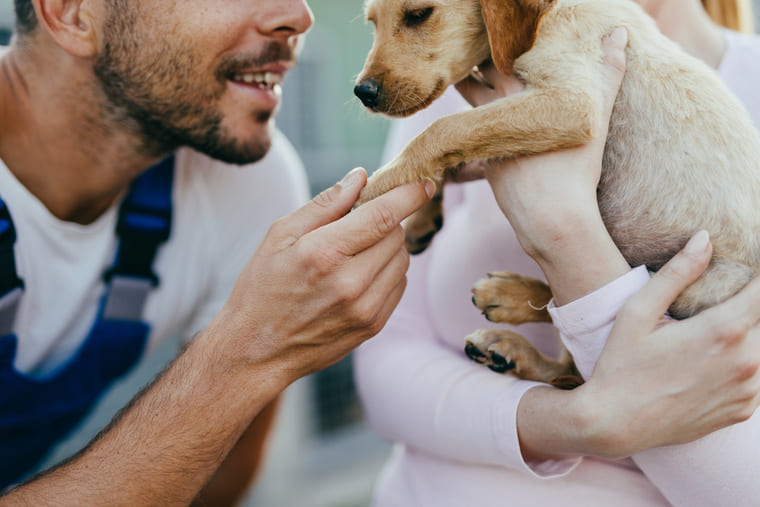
left=14, top=0, right=38, bottom=35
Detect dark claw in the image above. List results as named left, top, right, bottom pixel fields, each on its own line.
left=465, top=343, right=487, bottom=363
left=416, top=230, right=437, bottom=244
left=481, top=305, right=499, bottom=322
left=407, top=244, right=428, bottom=255
left=488, top=352, right=515, bottom=373
left=406, top=230, right=437, bottom=255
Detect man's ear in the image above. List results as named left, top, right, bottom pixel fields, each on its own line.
left=479, top=0, right=555, bottom=75
left=32, top=0, right=98, bottom=57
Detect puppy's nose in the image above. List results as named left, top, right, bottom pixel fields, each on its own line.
left=354, top=79, right=380, bottom=108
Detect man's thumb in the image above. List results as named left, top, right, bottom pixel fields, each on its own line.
left=269, top=168, right=367, bottom=244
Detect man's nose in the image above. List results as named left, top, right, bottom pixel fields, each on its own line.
left=258, top=0, right=314, bottom=36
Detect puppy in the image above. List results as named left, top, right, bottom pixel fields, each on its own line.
left=353, top=0, right=760, bottom=386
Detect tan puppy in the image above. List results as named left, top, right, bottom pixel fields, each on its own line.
left=354, top=0, right=760, bottom=385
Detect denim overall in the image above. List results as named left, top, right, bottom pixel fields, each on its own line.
left=0, top=156, right=174, bottom=488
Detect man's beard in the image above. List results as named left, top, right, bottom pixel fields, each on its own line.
left=92, top=4, right=290, bottom=164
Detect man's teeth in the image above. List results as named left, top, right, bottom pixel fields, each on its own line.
left=231, top=72, right=283, bottom=89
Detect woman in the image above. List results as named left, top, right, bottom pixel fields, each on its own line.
left=354, top=1, right=760, bottom=505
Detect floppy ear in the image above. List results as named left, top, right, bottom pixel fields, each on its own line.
left=479, top=0, right=554, bottom=75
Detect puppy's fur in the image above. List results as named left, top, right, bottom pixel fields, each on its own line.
left=354, top=0, right=760, bottom=385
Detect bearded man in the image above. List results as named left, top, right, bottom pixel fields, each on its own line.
left=0, top=0, right=433, bottom=503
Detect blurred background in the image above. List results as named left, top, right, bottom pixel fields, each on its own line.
left=1, top=1, right=759, bottom=506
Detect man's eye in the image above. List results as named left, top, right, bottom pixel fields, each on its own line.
left=404, top=7, right=434, bottom=27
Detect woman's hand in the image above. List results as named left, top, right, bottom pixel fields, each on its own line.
left=576, top=230, right=760, bottom=458
left=517, top=231, right=760, bottom=461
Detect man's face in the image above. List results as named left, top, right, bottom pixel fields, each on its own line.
left=94, top=0, right=313, bottom=164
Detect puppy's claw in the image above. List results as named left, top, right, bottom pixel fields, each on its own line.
left=465, top=342, right=488, bottom=363
left=488, top=352, right=516, bottom=373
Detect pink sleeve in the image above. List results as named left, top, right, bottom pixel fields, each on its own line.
left=548, top=267, right=760, bottom=506
left=353, top=248, right=580, bottom=478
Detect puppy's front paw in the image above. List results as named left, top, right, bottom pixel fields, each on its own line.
left=471, top=272, right=552, bottom=324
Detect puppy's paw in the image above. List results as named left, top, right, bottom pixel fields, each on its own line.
left=404, top=193, right=444, bottom=254
left=465, top=329, right=520, bottom=373
left=471, top=272, right=552, bottom=324
left=465, top=329, right=573, bottom=383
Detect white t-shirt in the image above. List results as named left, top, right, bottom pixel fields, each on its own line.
left=0, top=130, right=309, bottom=376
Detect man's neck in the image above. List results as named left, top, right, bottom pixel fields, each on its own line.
left=0, top=41, right=167, bottom=224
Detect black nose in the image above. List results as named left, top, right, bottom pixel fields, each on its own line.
left=354, top=79, right=380, bottom=108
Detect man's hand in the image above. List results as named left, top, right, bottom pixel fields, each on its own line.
left=215, top=168, right=435, bottom=383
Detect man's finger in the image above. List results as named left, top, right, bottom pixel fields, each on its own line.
left=320, top=179, right=434, bottom=255
left=625, top=230, right=712, bottom=322
left=271, top=168, right=368, bottom=244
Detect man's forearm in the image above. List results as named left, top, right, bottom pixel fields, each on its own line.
left=2, top=323, right=287, bottom=506
left=193, top=398, right=280, bottom=506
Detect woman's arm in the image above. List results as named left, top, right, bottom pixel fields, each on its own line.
left=462, top=28, right=760, bottom=505
left=543, top=235, right=760, bottom=506
left=353, top=246, right=580, bottom=477
left=354, top=94, right=581, bottom=477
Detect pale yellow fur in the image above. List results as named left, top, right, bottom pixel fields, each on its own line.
left=357, top=0, right=760, bottom=319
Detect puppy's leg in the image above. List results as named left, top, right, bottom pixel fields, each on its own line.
left=403, top=180, right=444, bottom=254
left=465, top=329, right=581, bottom=387
left=471, top=271, right=552, bottom=324
left=668, top=257, right=758, bottom=319
left=358, top=87, right=599, bottom=203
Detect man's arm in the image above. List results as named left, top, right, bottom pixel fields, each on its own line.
left=193, top=398, right=279, bottom=507
left=1, top=169, right=434, bottom=505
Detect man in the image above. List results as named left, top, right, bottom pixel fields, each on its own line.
left=0, top=0, right=433, bottom=503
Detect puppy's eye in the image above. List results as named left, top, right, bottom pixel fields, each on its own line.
left=404, top=7, right=434, bottom=27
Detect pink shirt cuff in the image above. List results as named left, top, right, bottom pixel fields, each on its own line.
left=494, top=381, right=582, bottom=478
left=547, top=266, right=651, bottom=379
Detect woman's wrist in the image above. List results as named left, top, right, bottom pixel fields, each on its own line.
left=516, top=384, right=602, bottom=462
left=517, top=382, right=633, bottom=462
left=513, top=201, right=631, bottom=306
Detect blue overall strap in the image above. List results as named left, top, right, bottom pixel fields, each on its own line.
left=103, top=154, right=174, bottom=321
left=0, top=155, right=174, bottom=489
left=0, top=199, right=23, bottom=336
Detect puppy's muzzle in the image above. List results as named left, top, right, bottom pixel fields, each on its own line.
left=354, top=78, right=381, bottom=109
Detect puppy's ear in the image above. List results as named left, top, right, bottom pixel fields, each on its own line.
left=479, top=0, right=554, bottom=75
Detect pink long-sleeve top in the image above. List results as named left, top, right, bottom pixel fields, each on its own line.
left=353, top=29, right=760, bottom=507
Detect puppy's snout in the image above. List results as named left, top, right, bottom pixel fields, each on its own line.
left=354, top=79, right=381, bottom=109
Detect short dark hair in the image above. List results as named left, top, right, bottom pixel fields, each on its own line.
left=14, top=0, right=38, bottom=35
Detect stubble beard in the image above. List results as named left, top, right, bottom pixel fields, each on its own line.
left=92, top=2, right=279, bottom=165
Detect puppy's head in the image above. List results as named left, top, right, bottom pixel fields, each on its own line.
left=354, top=0, right=555, bottom=117
left=355, top=0, right=490, bottom=117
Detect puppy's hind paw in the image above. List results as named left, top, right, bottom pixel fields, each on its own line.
left=471, top=272, right=552, bottom=324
